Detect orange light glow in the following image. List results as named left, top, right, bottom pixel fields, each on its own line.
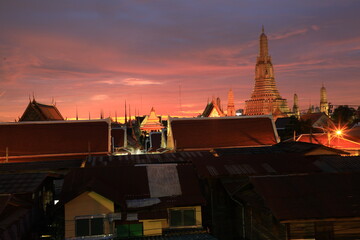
left=336, top=130, right=342, bottom=136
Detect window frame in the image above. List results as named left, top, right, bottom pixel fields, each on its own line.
left=169, top=208, right=196, bottom=228
left=75, top=214, right=106, bottom=237
left=116, top=223, right=143, bottom=238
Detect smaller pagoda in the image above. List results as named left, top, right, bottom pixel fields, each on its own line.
left=140, top=107, right=165, bottom=134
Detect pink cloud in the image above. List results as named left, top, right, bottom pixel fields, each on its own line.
left=270, top=28, right=308, bottom=40
left=122, top=78, right=163, bottom=86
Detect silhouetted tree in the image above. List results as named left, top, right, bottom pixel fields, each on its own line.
left=332, top=105, right=356, bottom=125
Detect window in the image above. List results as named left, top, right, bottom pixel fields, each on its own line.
left=116, top=223, right=143, bottom=238
left=169, top=209, right=196, bottom=227
left=75, top=217, right=104, bottom=237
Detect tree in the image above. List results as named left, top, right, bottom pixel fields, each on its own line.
left=332, top=105, right=356, bottom=125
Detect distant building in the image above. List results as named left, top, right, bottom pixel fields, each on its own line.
left=292, top=93, right=300, bottom=118
left=19, top=99, right=64, bottom=121
left=245, top=27, right=290, bottom=116
left=201, top=97, right=225, bottom=117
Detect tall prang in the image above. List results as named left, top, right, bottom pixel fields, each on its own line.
left=227, top=89, right=235, bottom=116
left=320, top=84, right=329, bottom=115
left=245, top=27, right=290, bottom=116
left=293, top=93, right=300, bottom=118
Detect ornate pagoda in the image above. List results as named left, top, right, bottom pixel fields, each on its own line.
left=245, top=27, right=290, bottom=116
left=139, top=107, right=164, bottom=133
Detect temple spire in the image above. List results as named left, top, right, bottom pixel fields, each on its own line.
left=227, top=89, right=235, bottom=116
left=262, top=25, right=264, bottom=33
left=245, top=28, right=290, bottom=117
left=259, top=26, right=269, bottom=57
left=124, top=100, right=127, bottom=124
left=320, top=84, right=329, bottom=115
left=293, top=93, right=300, bottom=118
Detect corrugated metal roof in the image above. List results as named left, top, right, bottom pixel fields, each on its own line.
left=147, top=164, right=181, bottom=198
left=85, top=151, right=215, bottom=167
left=0, top=173, right=48, bottom=194
left=61, top=164, right=205, bottom=211
left=249, top=173, right=360, bottom=221
left=215, top=142, right=345, bottom=156
left=192, top=153, right=320, bottom=178
left=314, top=156, right=360, bottom=173
left=0, top=158, right=84, bottom=173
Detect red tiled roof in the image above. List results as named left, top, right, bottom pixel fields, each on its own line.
left=36, top=103, right=64, bottom=120
left=0, top=120, right=110, bottom=161
left=249, top=173, right=360, bottom=221
left=297, top=133, right=360, bottom=149
left=20, top=100, right=64, bottom=121
left=169, top=117, right=278, bottom=150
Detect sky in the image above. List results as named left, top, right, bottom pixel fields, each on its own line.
left=1, top=0, right=360, bottom=121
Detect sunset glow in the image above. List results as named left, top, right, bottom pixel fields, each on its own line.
left=1, top=1, right=360, bottom=121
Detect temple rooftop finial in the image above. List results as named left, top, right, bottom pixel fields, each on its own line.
left=262, top=25, right=264, bottom=34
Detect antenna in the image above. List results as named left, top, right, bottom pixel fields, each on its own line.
left=179, top=83, right=182, bottom=113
